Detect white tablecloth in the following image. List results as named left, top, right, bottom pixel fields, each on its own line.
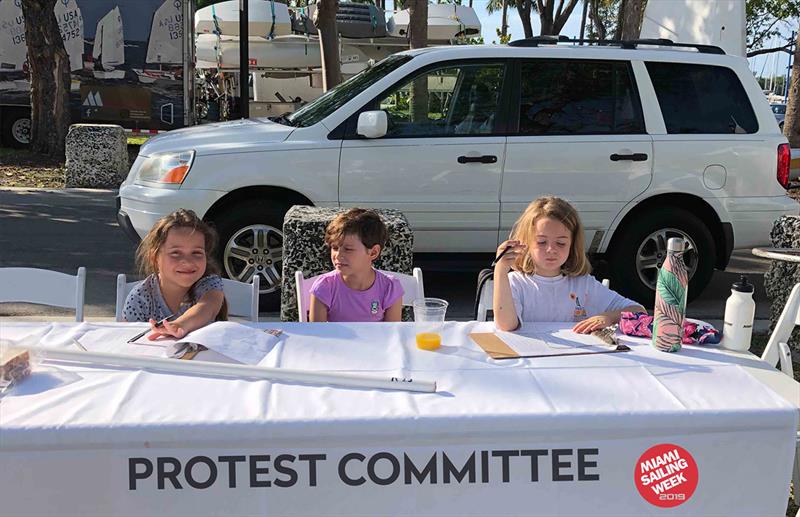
left=1, top=321, right=797, bottom=516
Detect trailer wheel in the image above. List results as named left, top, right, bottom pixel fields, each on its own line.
left=1, top=108, right=31, bottom=148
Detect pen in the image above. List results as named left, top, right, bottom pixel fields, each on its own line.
left=492, top=344, right=631, bottom=360
left=127, top=314, right=174, bottom=343
left=491, top=246, right=512, bottom=267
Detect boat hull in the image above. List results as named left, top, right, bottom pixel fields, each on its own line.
left=195, top=0, right=291, bottom=38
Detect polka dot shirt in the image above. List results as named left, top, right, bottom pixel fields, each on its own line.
left=122, top=274, right=224, bottom=322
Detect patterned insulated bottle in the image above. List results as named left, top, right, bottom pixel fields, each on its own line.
left=651, top=237, right=688, bottom=353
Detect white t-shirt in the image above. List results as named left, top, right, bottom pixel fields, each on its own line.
left=507, top=273, right=640, bottom=324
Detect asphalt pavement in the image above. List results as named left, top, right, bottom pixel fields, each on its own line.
left=0, top=188, right=773, bottom=326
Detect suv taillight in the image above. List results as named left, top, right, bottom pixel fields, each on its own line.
left=778, top=143, right=790, bottom=189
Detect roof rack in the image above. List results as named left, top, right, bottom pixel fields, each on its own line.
left=507, top=36, right=726, bottom=55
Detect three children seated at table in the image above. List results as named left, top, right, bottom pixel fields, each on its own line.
left=123, top=196, right=644, bottom=336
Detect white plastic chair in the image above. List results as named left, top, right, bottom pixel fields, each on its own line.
left=295, top=268, right=425, bottom=322
left=762, top=282, right=799, bottom=378
left=758, top=282, right=800, bottom=509
left=475, top=273, right=608, bottom=322
left=116, top=274, right=260, bottom=322
left=0, top=267, right=86, bottom=321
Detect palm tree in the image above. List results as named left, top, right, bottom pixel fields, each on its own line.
left=313, top=0, right=341, bottom=90
left=486, top=0, right=536, bottom=39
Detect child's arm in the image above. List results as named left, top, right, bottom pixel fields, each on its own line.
left=493, top=240, right=527, bottom=332
left=309, top=294, right=329, bottom=322
left=572, top=304, right=645, bottom=334
left=148, top=290, right=225, bottom=339
left=383, top=299, right=403, bottom=322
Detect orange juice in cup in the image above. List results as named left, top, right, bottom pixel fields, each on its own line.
left=415, top=332, right=441, bottom=350
left=412, top=298, right=448, bottom=351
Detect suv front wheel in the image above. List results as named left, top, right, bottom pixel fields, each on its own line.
left=608, top=208, right=716, bottom=307
left=212, top=201, right=288, bottom=311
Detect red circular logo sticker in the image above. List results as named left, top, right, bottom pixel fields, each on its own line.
left=634, top=444, right=698, bottom=508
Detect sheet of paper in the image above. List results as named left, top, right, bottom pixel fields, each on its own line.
left=171, top=322, right=281, bottom=365
left=97, top=322, right=280, bottom=364
left=497, top=322, right=614, bottom=357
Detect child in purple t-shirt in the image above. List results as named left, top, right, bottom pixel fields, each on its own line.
left=309, top=208, right=404, bottom=322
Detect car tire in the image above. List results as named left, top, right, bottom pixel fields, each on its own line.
left=607, top=208, right=716, bottom=307
left=1, top=108, right=31, bottom=148
left=211, top=201, right=290, bottom=312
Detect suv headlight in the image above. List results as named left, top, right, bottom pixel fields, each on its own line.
left=137, top=150, right=195, bottom=184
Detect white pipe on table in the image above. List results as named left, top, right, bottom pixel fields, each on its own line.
left=23, top=345, right=437, bottom=393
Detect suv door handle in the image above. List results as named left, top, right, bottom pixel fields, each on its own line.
left=458, top=155, right=498, bottom=164
left=610, top=153, right=648, bottom=162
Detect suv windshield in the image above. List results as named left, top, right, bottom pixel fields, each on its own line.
left=286, top=54, right=413, bottom=128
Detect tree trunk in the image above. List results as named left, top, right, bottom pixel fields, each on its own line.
left=501, top=0, right=509, bottom=39
left=538, top=0, right=580, bottom=36
left=21, top=0, right=70, bottom=159
left=313, top=0, right=341, bottom=91
left=579, top=0, right=588, bottom=41
left=589, top=0, right=607, bottom=40
left=408, top=0, right=428, bottom=124
left=619, top=0, right=646, bottom=40
left=784, top=31, right=800, bottom=148
left=407, top=0, right=427, bottom=50
left=516, top=0, right=533, bottom=39
left=614, top=0, right=626, bottom=39
left=538, top=0, right=554, bottom=35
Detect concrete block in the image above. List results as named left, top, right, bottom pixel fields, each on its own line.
left=65, top=124, right=128, bottom=188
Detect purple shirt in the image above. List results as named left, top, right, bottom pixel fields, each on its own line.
left=310, top=270, right=404, bottom=322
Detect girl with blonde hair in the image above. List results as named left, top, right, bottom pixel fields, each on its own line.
left=122, top=209, right=228, bottom=339
left=493, top=196, right=643, bottom=332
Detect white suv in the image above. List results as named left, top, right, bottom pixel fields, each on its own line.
left=118, top=38, right=798, bottom=308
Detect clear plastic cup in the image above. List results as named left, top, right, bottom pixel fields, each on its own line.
left=413, top=298, right=448, bottom=351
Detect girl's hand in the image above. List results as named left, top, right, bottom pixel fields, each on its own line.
left=147, top=318, right=187, bottom=340
left=573, top=314, right=614, bottom=334
left=494, top=240, right=527, bottom=273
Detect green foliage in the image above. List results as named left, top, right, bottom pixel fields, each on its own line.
left=495, top=27, right=511, bottom=44
left=757, top=75, right=787, bottom=93
left=457, top=36, right=485, bottom=45
left=485, top=0, right=539, bottom=15
left=587, top=0, right=620, bottom=40
left=196, top=0, right=224, bottom=9
left=746, top=0, right=800, bottom=51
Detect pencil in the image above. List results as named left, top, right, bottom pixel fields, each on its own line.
left=127, top=314, right=174, bottom=343
left=127, top=329, right=149, bottom=343
left=491, top=246, right=512, bottom=267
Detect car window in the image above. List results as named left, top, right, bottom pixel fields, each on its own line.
left=287, top=54, right=412, bottom=128
left=646, top=62, right=758, bottom=134
left=517, top=59, right=644, bottom=136
left=376, top=62, right=505, bottom=137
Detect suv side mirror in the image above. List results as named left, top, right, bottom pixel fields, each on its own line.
left=357, top=111, right=387, bottom=139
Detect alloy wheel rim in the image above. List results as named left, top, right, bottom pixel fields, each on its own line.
left=635, top=228, right=698, bottom=290
left=223, top=224, right=283, bottom=294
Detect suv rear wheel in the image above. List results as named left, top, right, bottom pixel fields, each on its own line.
left=212, top=201, right=288, bottom=311
left=608, top=208, right=715, bottom=307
